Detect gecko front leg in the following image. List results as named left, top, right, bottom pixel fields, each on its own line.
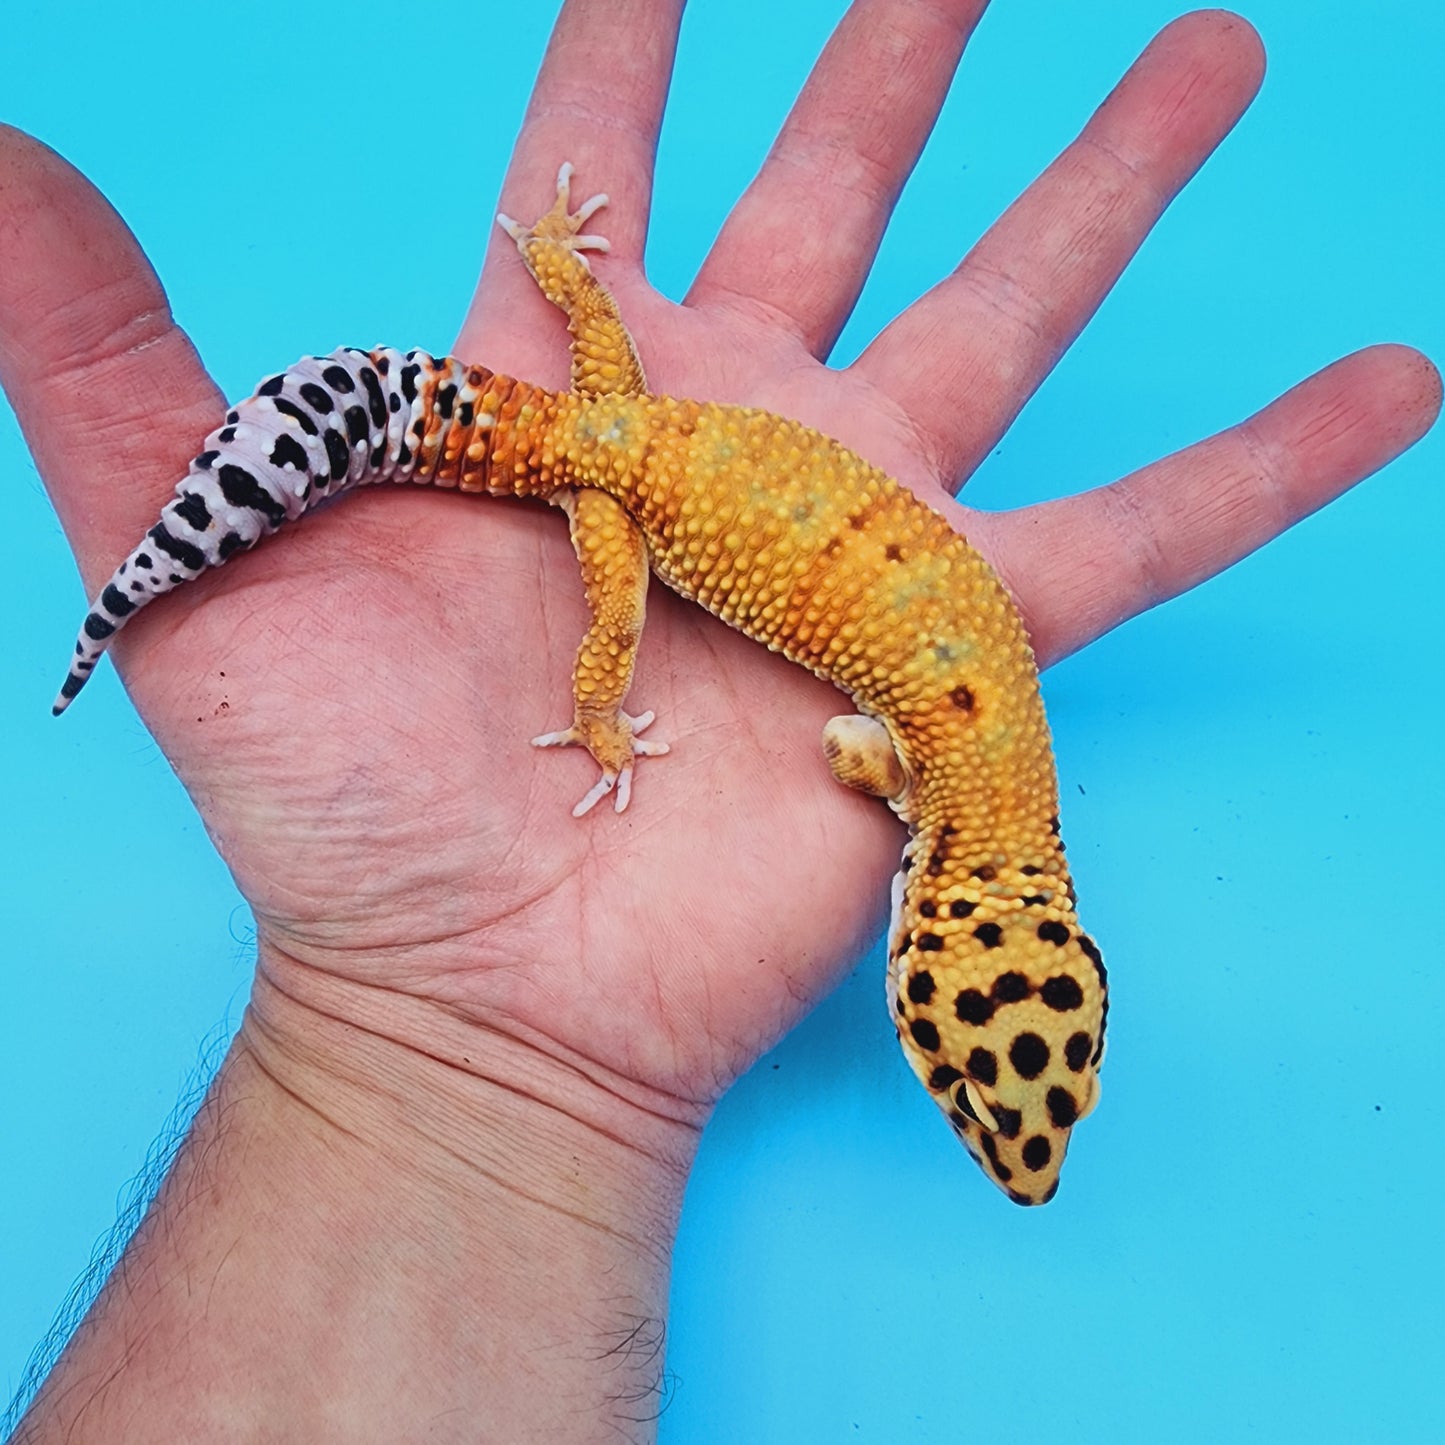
left=502, top=167, right=669, bottom=816
left=498, top=162, right=648, bottom=399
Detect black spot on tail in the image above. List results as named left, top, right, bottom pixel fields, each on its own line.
left=218, top=464, right=286, bottom=527
left=172, top=491, right=213, bottom=532
left=149, top=522, right=205, bottom=573
left=100, top=584, right=136, bottom=619
left=272, top=397, right=318, bottom=435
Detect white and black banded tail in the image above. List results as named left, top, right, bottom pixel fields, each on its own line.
left=53, top=345, right=524, bottom=714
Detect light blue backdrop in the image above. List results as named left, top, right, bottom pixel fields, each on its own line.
left=3, top=2, right=1441, bottom=1440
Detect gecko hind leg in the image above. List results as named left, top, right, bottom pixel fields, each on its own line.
left=821, top=714, right=909, bottom=804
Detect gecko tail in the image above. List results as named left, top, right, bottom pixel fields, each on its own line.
left=51, top=504, right=256, bottom=715
left=49, top=344, right=513, bottom=717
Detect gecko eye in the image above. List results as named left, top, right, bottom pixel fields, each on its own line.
left=951, top=1078, right=1000, bottom=1133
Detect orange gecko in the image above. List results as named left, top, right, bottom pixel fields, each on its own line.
left=56, top=165, right=1107, bottom=1205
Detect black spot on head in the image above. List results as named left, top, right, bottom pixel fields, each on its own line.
left=894, top=993, right=906, bottom=1016
left=907, top=971, right=936, bottom=1004
left=1022, top=1135, right=1052, bottom=1172
left=972, top=864, right=996, bottom=882
left=322, top=364, right=356, bottom=393
left=1009, top=1032, right=1050, bottom=1080
left=1021, top=865, right=1042, bottom=876
left=974, top=922, right=1004, bottom=949
left=1020, top=894, right=1048, bottom=906
left=916, top=933, right=944, bottom=952
left=992, top=1104, right=1022, bottom=1139
left=979, top=1133, right=1012, bottom=1182
left=926, top=852, right=946, bottom=877
left=1037, top=920, right=1071, bottom=946
left=918, top=899, right=937, bottom=918
left=1078, top=934, right=1106, bottom=982
left=1040, top=1179, right=1060, bottom=1204
left=1041, top=975, right=1085, bottom=1011
left=299, top=381, right=335, bottom=414
left=1047, top=1087, right=1079, bottom=1128
left=966, top=1048, right=997, bottom=1087
left=1049, top=814, right=1061, bottom=835
left=950, top=684, right=975, bottom=711
left=909, top=1018, right=941, bottom=1052
left=992, top=971, right=1030, bottom=1003
left=928, top=1064, right=964, bottom=1092
left=955, top=990, right=994, bottom=1026
left=949, top=899, right=976, bottom=919
left=1065, top=1032, right=1092, bottom=1073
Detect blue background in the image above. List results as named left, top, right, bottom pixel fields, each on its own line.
left=3, top=2, right=1441, bottom=1439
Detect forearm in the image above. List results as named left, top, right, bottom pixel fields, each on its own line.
left=15, top=954, right=698, bottom=1445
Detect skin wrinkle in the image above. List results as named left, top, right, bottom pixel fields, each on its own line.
left=247, top=996, right=683, bottom=1250
left=260, top=941, right=710, bottom=1137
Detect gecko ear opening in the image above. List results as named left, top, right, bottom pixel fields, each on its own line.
left=951, top=1078, right=1000, bottom=1134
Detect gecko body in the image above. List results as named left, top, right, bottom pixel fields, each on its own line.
left=55, top=168, right=1106, bottom=1205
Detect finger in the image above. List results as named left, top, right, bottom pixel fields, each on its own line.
left=973, top=345, right=1442, bottom=667
left=458, top=0, right=685, bottom=383
left=0, top=125, right=220, bottom=592
left=688, top=0, right=989, bottom=358
left=856, top=9, right=1266, bottom=483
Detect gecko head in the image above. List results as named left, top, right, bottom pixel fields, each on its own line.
left=895, top=924, right=1108, bottom=1206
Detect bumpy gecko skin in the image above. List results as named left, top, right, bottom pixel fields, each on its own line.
left=55, top=165, right=1107, bottom=1205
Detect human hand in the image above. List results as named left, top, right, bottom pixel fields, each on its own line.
left=4, top=0, right=1438, bottom=1159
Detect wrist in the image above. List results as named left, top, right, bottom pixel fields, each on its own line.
left=20, top=945, right=700, bottom=1444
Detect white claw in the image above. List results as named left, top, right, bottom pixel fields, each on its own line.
left=496, top=211, right=525, bottom=243
left=613, top=766, right=634, bottom=813
left=572, top=773, right=616, bottom=818
left=555, top=161, right=574, bottom=193
left=531, top=728, right=574, bottom=748
left=573, top=190, right=609, bottom=224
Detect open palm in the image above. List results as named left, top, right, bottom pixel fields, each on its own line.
left=3, top=1, right=1436, bottom=1123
